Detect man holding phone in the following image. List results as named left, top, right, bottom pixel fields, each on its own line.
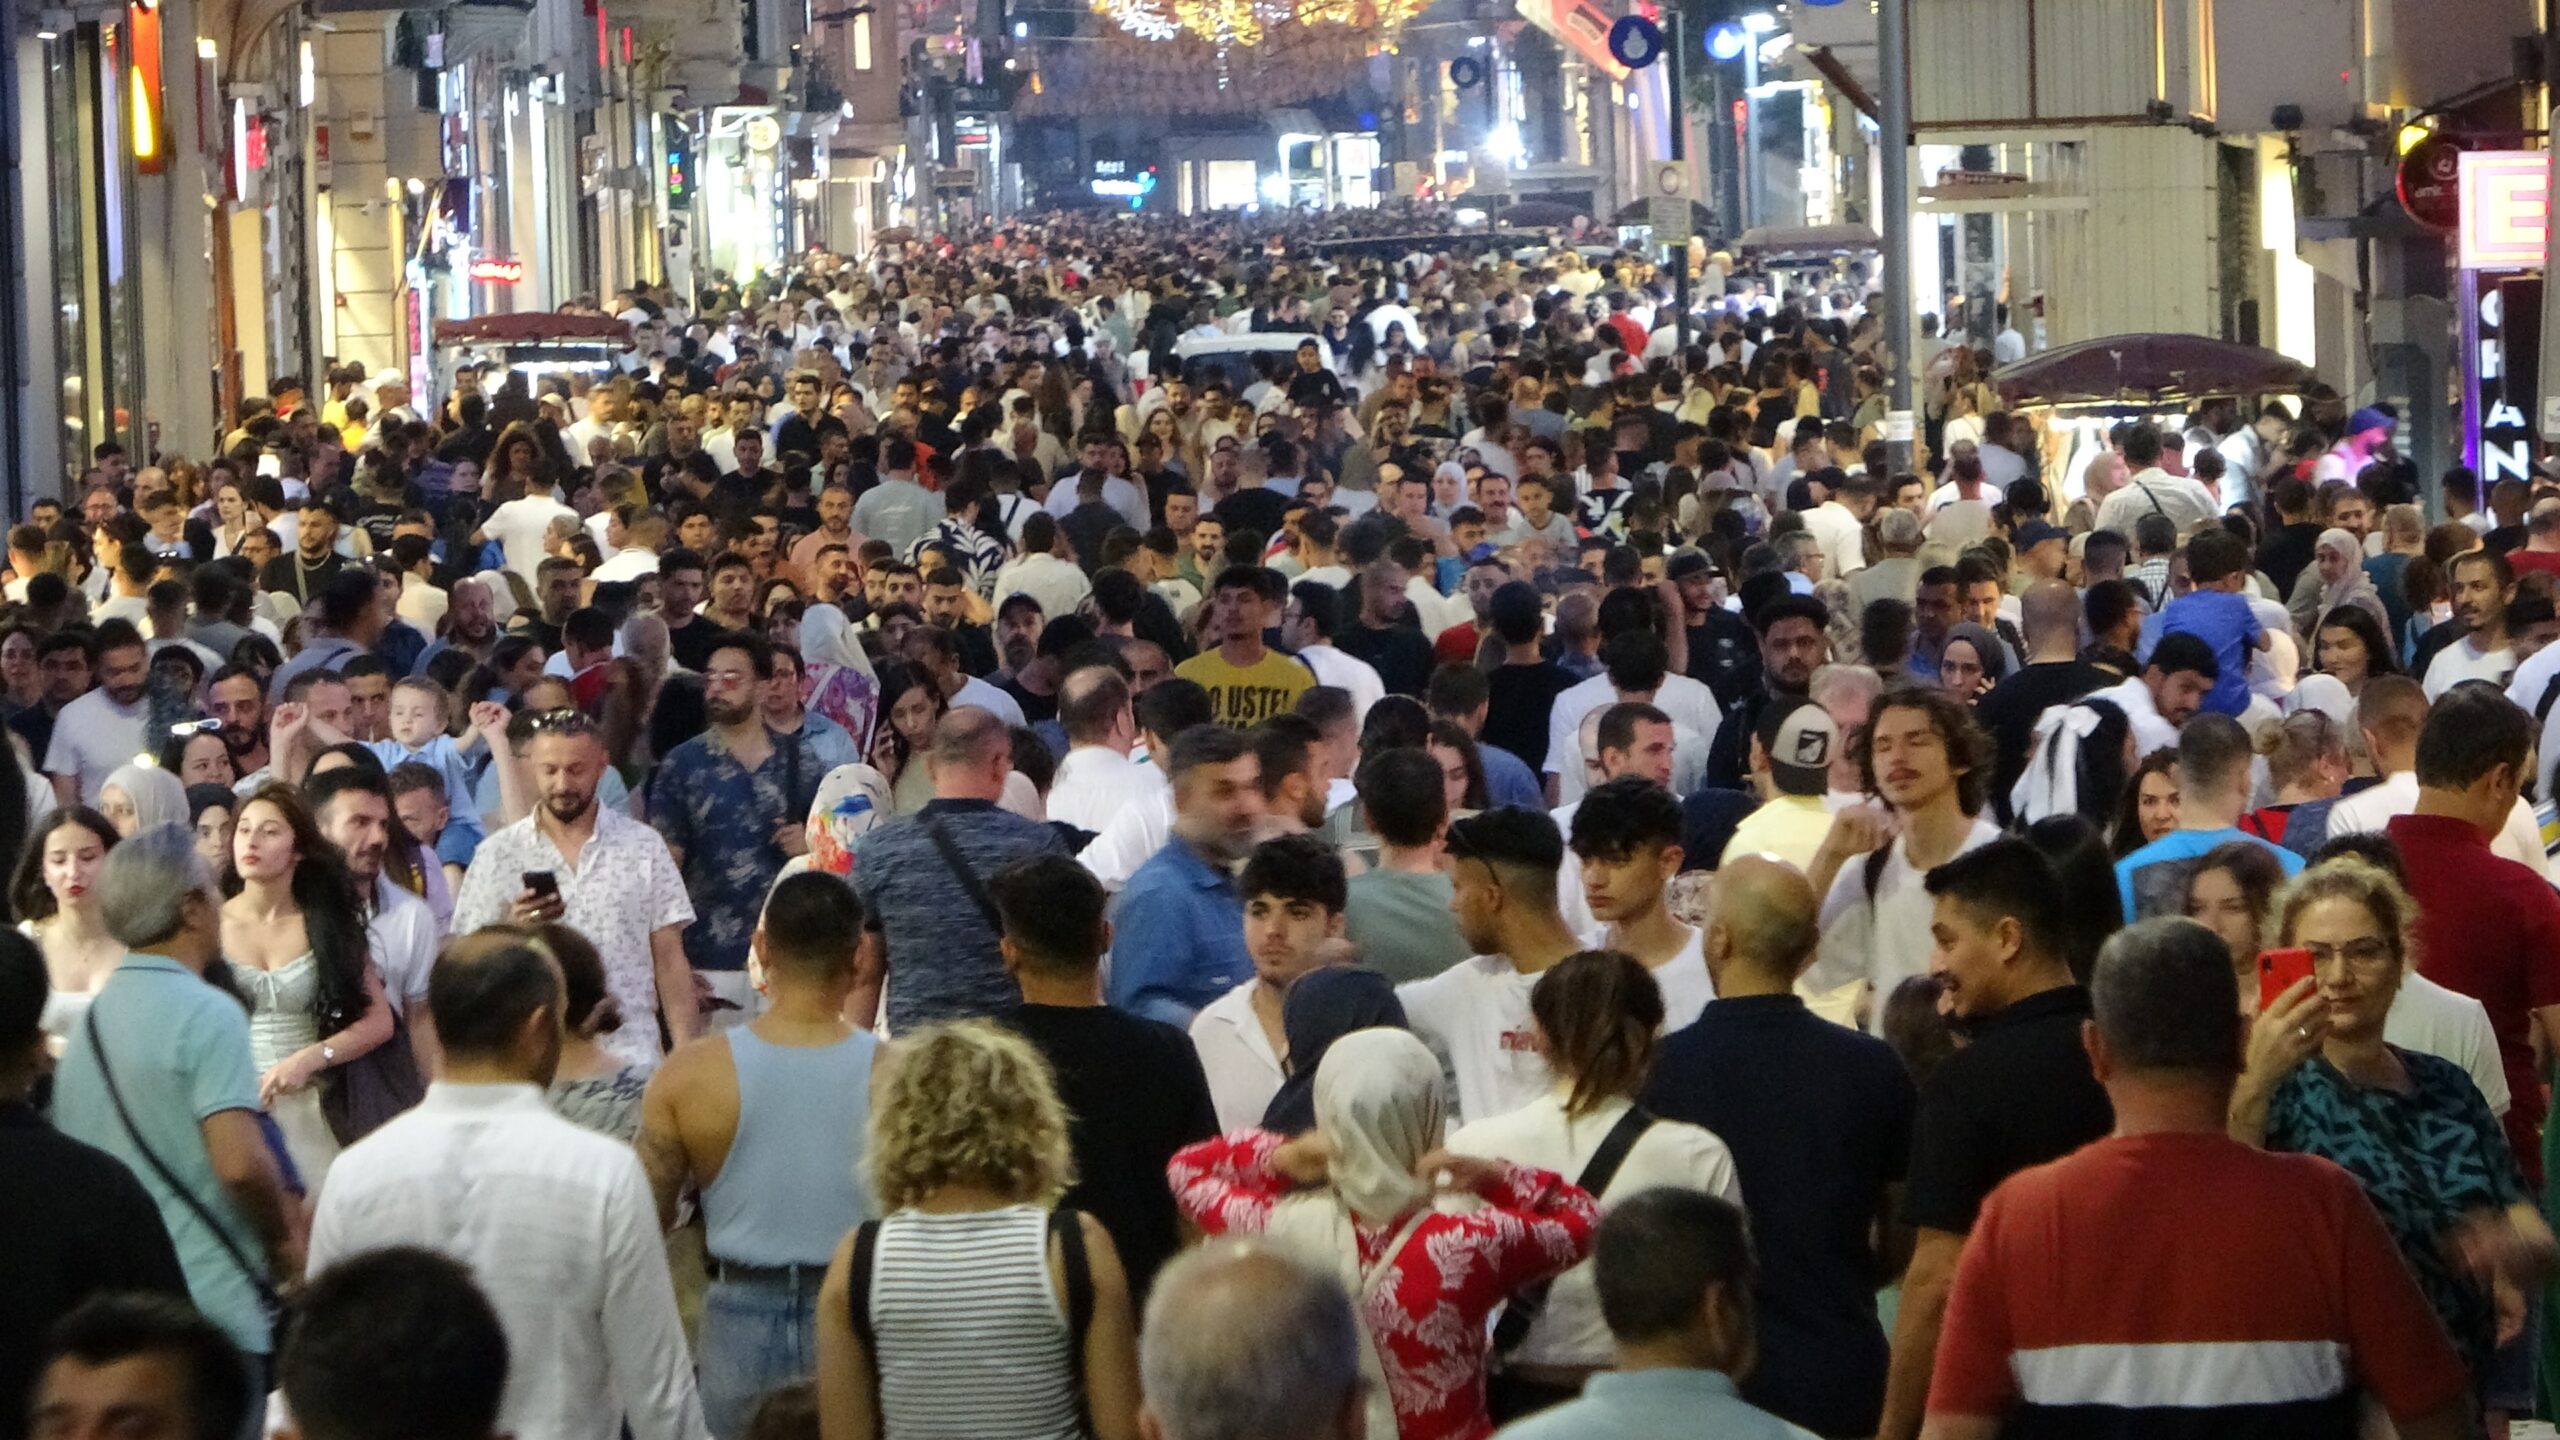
left=453, top=710, right=700, bottom=1070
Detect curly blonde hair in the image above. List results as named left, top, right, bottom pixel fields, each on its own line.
left=865, top=1020, right=1075, bottom=1211
left=2272, top=856, right=2420, bottom=973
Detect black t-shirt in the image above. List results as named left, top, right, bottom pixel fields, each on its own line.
left=2256, top=521, right=2323, bottom=598
left=1333, top=621, right=1435, bottom=699
left=1679, top=786, right=1761, bottom=873
left=645, top=450, right=722, bottom=501
left=1212, top=487, right=1292, bottom=545
left=997, top=1004, right=1219, bottom=1301
left=1902, top=984, right=2114, bottom=1236
left=1645, top=996, right=1915, bottom=1438
left=512, top=614, right=564, bottom=655
left=1974, top=660, right=2113, bottom=824
left=1685, top=607, right=1764, bottom=710
left=953, top=622, right=1001, bottom=678
left=1483, top=659, right=1575, bottom=772
left=666, top=615, right=735, bottom=673
left=0, top=1105, right=189, bottom=1431
left=262, top=548, right=346, bottom=605
left=1001, top=674, right=1058, bottom=724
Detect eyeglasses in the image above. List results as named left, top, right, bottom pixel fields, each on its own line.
left=168, top=718, right=223, bottom=737
left=2305, top=938, right=2395, bottom=972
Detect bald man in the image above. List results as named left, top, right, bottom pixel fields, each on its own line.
left=1138, top=1242, right=1363, bottom=1440
left=1641, top=854, right=1919, bottom=1440
left=1973, top=578, right=2111, bottom=824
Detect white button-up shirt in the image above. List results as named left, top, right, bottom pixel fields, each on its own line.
left=1188, top=980, right=1283, bottom=1134
left=1048, top=745, right=1168, bottom=836
left=453, top=808, right=694, bottom=1070
left=310, top=1083, right=709, bottom=1440
left=366, top=874, right=442, bottom=1016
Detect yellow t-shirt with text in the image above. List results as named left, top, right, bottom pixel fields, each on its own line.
left=1175, top=648, right=1315, bottom=728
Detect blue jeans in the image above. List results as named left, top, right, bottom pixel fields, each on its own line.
left=698, top=1270, right=825, bottom=1440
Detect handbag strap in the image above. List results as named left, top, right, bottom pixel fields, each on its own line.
left=1050, top=1207, right=1096, bottom=1436
left=921, top=813, right=1003, bottom=931
left=1491, top=1106, right=1655, bottom=1357
left=81, top=1006, right=280, bottom=1311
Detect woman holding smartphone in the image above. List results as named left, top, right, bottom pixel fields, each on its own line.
left=2235, top=858, right=2554, bottom=1414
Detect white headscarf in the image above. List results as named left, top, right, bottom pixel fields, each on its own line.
left=798, top=602, right=876, bottom=680
left=1261, top=1028, right=1446, bottom=1440
left=104, top=762, right=189, bottom=836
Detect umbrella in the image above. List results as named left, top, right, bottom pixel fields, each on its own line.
left=1991, top=333, right=2318, bottom=407
left=432, top=313, right=632, bottom=345
left=1494, top=200, right=1585, bottom=229
left=1734, top=223, right=1880, bottom=260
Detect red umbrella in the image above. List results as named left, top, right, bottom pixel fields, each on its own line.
left=1991, top=333, right=2316, bottom=407
left=433, top=313, right=633, bottom=345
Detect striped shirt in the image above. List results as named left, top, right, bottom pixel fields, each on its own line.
left=1929, top=1131, right=2469, bottom=1438
left=869, top=1204, right=1080, bottom=1440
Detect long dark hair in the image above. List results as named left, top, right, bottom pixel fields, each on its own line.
left=1427, top=719, right=1490, bottom=811
left=2111, top=747, right=2182, bottom=859
left=229, top=783, right=373, bottom=1034
left=1530, top=950, right=1665, bottom=1118
left=10, top=807, right=118, bottom=923
left=2313, top=604, right=2400, bottom=680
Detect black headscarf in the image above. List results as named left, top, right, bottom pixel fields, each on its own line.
left=1258, top=967, right=1410, bottom=1136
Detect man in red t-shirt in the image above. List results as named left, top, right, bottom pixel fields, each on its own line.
left=2384, top=685, right=2560, bottom=1188
left=1925, top=917, right=2471, bottom=1440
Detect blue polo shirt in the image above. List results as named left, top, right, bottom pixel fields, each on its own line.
left=1108, top=836, right=1253, bottom=1026
left=50, top=954, right=274, bottom=1356
left=1496, top=1369, right=1818, bottom=1440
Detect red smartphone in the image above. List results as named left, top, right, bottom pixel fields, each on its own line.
left=2258, top=947, right=2316, bottom=1014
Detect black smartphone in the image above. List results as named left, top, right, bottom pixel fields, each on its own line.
left=522, top=870, right=560, bottom=900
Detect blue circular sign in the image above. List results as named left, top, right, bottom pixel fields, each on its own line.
left=1705, top=20, right=1746, bottom=59
left=1608, top=14, right=1664, bottom=68
left=1447, top=55, right=1486, bottom=90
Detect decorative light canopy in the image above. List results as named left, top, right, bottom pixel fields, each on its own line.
left=1092, top=0, right=1425, bottom=49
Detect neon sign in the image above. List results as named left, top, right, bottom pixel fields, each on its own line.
left=2457, top=150, right=2548, bottom=272
left=469, top=257, right=525, bottom=282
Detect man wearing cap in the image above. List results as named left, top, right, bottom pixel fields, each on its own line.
left=2011, top=519, right=2070, bottom=584
left=1720, top=697, right=1840, bottom=874
left=1670, top=550, right=1761, bottom=710
left=2093, top=422, right=2220, bottom=539
left=2315, top=406, right=2396, bottom=484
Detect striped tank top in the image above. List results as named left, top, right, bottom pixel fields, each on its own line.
left=869, top=1203, right=1081, bottom=1439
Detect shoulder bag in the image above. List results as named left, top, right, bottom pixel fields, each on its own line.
left=1491, top=1106, right=1654, bottom=1357
left=82, top=1007, right=284, bottom=1332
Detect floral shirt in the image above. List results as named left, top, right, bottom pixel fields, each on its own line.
left=804, top=664, right=878, bottom=754
left=2266, top=1046, right=2526, bottom=1382
left=1168, top=1130, right=1598, bottom=1440
left=452, top=808, right=694, bottom=1072
left=649, top=727, right=824, bottom=978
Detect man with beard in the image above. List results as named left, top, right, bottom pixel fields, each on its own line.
left=43, top=620, right=151, bottom=807
left=309, top=763, right=450, bottom=1073
left=412, top=575, right=502, bottom=677
left=1703, top=595, right=1828, bottom=791
left=650, top=635, right=820, bottom=1020
left=206, top=664, right=272, bottom=780
left=1107, top=725, right=1266, bottom=1025
left=453, top=709, right=700, bottom=1071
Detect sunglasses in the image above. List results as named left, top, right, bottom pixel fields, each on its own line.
left=524, top=708, right=597, bottom=737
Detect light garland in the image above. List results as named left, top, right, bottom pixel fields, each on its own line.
left=1090, top=0, right=1424, bottom=49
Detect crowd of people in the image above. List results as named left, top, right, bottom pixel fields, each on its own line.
left=9, top=203, right=2560, bottom=1440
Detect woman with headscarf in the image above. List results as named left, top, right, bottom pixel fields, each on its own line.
left=1939, top=621, right=2009, bottom=703
left=97, top=762, right=190, bottom=838
left=1170, top=1028, right=1600, bottom=1440
left=2288, top=527, right=2390, bottom=643
left=779, top=762, right=893, bottom=885
left=798, top=602, right=881, bottom=753
left=1261, top=967, right=1409, bottom=1136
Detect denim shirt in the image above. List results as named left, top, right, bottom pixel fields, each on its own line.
left=1107, top=837, right=1252, bottom=1027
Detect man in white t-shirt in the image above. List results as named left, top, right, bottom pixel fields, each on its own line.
left=1799, top=687, right=2005, bottom=1029
left=2326, top=675, right=2551, bottom=880
left=484, top=489, right=578, bottom=589
left=1398, top=806, right=1586, bottom=1125
left=42, top=620, right=152, bottom=807
left=2421, top=550, right=2519, bottom=699
left=1567, top=776, right=1713, bottom=1032
left=1546, top=635, right=1722, bottom=807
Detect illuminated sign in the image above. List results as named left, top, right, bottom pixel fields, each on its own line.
left=470, top=257, right=525, bottom=282
left=2458, top=150, right=2548, bottom=272
left=2466, top=275, right=2539, bottom=484
left=1090, top=168, right=1156, bottom=204
left=127, top=2, right=168, bottom=174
